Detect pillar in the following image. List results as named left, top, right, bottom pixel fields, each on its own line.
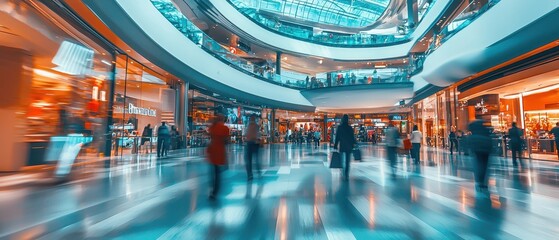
left=178, top=82, right=189, bottom=136
left=0, top=47, right=32, bottom=171
left=270, top=109, right=277, bottom=143
left=104, top=53, right=117, bottom=159
left=275, top=52, right=282, bottom=75
left=407, top=0, right=418, bottom=28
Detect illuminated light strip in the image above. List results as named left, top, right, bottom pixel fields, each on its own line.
left=522, top=84, right=559, bottom=96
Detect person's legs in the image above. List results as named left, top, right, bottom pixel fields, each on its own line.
left=450, top=140, right=455, bottom=155
left=211, top=165, right=220, bottom=197
left=163, top=137, right=169, bottom=156
left=387, top=146, right=397, bottom=175
left=245, top=143, right=254, bottom=179
left=253, top=143, right=261, bottom=174
left=511, top=145, right=519, bottom=166
left=157, top=137, right=163, bottom=157
left=556, top=141, right=559, bottom=160
left=412, top=143, right=420, bottom=163
left=344, top=151, right=351, bottom=179
left=475, top=152, right=489, bottom=188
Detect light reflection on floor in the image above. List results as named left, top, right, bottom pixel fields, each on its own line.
left=0, top=144, right=558, bottom=239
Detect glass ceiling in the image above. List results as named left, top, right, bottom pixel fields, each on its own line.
left=230, top=0, right=391, bottom=28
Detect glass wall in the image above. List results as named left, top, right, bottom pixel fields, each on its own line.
left=0, top=0, right=115, bottom=169
left=414, top=89, right=457, bottom=148
left=110, top=56, right=176, bottom=156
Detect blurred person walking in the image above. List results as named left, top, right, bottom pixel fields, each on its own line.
left=449, top=129, right=458, bottom=155
left=334, top=114, right=356, bottom=180
left=385, top=122, right=400, bottom=175
left=207, top=114, right=230, bottom=199
left=410, top=125, right=423, bottom=164
left=314, top=128, right=321, bottom=149
left=508, top=122, right=524, bottom=167
left=550, top=122, right=559, bottom=160
left=468, top=119, right=492, bottom=191
left=157, top=122, right=170, bottom=157
left=245, top=115, right=261, bottom=181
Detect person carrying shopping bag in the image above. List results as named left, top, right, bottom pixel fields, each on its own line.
left=334, top=115, right=356, bottom=180
left=410, top=125, right=423, bottom=164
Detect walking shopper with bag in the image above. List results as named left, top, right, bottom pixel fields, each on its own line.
left=334, top=114, right=356, bottom=180
left=245, top=115, right=261, bottom=181
left=449, top=129, right=458, bottom=155
left=207, top=114, right=230, bottom=200
left=468, top=119, right=492, bottom=192
left=410, top=125, right=423, bottom=163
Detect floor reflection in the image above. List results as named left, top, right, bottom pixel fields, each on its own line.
left=1, top=144, right=559, bottom=239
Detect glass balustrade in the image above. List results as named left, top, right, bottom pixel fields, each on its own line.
left=228, top=0, right=439, bottom=47
left=150, top=0, right=412, bottom=90
left=426, top=0, right=501, bottom=55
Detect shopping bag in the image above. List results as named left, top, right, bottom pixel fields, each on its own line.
left=330, top=152, right=342, bottom=168
left=352, top=148, right=362, bottom=161
left=403, top=139, right=412, bottom=150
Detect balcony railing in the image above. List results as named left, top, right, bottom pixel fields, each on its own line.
left=150, top=0, right=413, bottom=90
left=227, top=0, right=438, bottom=47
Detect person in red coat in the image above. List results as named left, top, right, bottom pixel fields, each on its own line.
left=207, top=114, right=230, bottom=199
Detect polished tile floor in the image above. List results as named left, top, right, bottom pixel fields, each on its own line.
left=1, top=143, right=558, bottom=239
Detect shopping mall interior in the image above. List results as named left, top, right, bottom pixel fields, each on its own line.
left=1, top=0, right=559, bottom=239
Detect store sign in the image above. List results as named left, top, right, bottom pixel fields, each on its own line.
left=468, top=94, right=499, bottom=116
left=475, top=98, right=489, bottom=114
left=128, top=103, right=157, bottom=117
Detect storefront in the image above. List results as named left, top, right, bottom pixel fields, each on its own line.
left=276, top=111, right=325, bottom=143
left=189, top=90, right=266, bottom=146
left=413, top=89, right=458, bottom=148
left=456, top=69, right=559, bottom=160
left=0, top=0, right=117, bottom=170
left=325, top=113, right=410, bottom=143
left=110, top=55, right=178, bottom=156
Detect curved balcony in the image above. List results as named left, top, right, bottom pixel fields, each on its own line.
left=226, top=0, right=439, bottom=47
left=191, top=0, right=451, bottom=60
left=151, top=0, right=414, bottom=89
left=418, top=0, right=559, bottom=86
left=83, top=0, right=418, bottom=112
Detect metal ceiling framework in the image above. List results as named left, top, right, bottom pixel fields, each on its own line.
left=229, top=0, right=390, bottom=28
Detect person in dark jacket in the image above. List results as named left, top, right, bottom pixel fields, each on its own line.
left=141, top=124, right=153, bottom=154
left=508, top=122, right=524, bottom=167
left=468, top=119, right=492, bottom=191
left=157, top=122, right=171, bottom=157
left=449, top=130, right=458, bottom=155
left=334, top=114, right=356, bottom=180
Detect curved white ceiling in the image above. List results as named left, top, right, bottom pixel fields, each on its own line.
left=84, top=0, right=315, bottom=111
left=301, top=83, right=414, bottom=112
left=206, top=0, right=451, bottom=60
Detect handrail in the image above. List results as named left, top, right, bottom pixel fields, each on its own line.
left=150, top=0, right=414, bottom=90
left=226, top=0, right=439, bottom=47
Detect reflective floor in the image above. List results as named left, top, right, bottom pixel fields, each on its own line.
left=1, top=144, right=559, bottom=239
